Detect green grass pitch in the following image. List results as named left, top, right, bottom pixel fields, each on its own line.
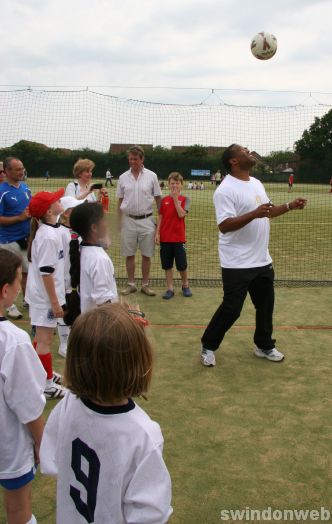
left=0, top=287, right=331, bottom=523
left=0, top=178, right=331, bottom=523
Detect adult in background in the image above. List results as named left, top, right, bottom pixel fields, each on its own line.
left=117, top=145, right=161, bottom=296
left=215, top=169, right=222, bottom=186
left=65, top=158, right=100, bottom=202
left=105, top=167, right=113, bottom=186
left=0, top=157, right=31, bottom=318
left=200, top=144, right=307, bottom=367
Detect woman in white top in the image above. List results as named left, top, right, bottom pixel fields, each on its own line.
left=65, top=158, right=100, bottom=203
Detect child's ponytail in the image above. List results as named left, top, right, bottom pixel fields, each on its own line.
left=27, top=217, right=39, bottom=262
left=64, top=236, right=81, bottom=326
left=64, top=202, right=104, bottom=326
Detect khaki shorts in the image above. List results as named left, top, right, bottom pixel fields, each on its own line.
left=29, top=306, right=59, bottom=329
left=0, top=242, right=29, bottom=272
left=121, top=215, right=156, bottom=258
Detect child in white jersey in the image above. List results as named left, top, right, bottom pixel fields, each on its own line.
left=57, top=196, right=84, bottom=357
left=40, top=303, right=172, bottom=523
left=64, top=202, right=118, bottom=326
left=26, top=190, right=66, bottom=399
left=0, top=248, right=46, bottom=524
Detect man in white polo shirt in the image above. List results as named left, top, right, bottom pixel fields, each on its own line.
left=201, top=144, right=307, bottom=367
left=117, top=145, right=161, bottom=296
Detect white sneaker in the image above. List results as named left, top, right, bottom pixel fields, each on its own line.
left=200, top=348, right=216, bottom=367
left=254, top=346, right=284, bottom=362
left=52, top=371, right=62, bottom=384
left=44, top=382, right=66, bottom=400
left=58, top=344, right=67, bottom=358
left=6, top=304, right=23, bottom=320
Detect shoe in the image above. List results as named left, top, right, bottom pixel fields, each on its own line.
left=121, top=284, right=138, bottom=296
left=6, top=304, right=23, bottom=320
left=52, top=371, right=63, bottom=384
left=141, top=285, right=156, bottom=297
left=182, top=286, right=192, bottom=297
left=58, top=344, right=67, bottom=358
left=254, top=346, right=284, bottom=362
left=22, top=299, right=29, bottom=309
left=200, top=348, right=216, bottom=367
left=162, top=289, right=175, bottom=300
left=44, top=382, right=66, bottom=400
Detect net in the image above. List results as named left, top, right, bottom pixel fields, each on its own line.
left=0, top=88, right=331, bottom=286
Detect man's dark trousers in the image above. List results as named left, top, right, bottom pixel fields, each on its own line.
left=201, top=264, right=275, bottom=352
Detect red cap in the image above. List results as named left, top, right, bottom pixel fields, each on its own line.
left=29, top=189, right=65, bottom=219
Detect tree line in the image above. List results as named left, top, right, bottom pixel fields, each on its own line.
left=1, top=109, right=331, bottom=183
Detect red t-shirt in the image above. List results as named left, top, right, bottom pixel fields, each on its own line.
left=159, top=195, right=189, bottom=243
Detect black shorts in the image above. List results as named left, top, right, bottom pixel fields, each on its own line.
left=160, top=242, right=187, bottom=271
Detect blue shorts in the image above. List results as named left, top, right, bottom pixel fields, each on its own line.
left=0, top=465, right=36, bottom=490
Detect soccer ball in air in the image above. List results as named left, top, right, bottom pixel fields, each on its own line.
left=251, top=32, right=277, bottom=60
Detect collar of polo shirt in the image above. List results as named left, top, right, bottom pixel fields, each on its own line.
left=130, top=166, right=145, bottom=176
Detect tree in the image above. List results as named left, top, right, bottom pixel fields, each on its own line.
left=263, top=150, right=298, bottom=172
left=295, top=109, right=332, bottom=181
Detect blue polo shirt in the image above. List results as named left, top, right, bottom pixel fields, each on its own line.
left=0, top=182, right=31, bottom=243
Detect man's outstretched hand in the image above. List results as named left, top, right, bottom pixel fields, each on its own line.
left=290, top=198, right=307, bottom=210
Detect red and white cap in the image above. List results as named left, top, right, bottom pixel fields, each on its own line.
left=29, top=188, right=65, bottom=219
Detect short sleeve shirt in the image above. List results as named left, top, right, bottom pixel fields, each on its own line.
left=25, top=223, right=66, bottom=308
left=116, top=168, right=161, bottom=215
left=159, top=195, right=189, bottom=243
left=79, top=244, right=118, bottom=313
left=65, top=182, right=96, bottom=202
left=0, top=319, right=46, bottom=479
left=214, top=175, right=272, bottom=269
left=0, top=182, right=31, bottom=242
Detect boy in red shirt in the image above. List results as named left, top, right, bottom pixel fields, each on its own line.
left=155, top=172, right=192, bottom=299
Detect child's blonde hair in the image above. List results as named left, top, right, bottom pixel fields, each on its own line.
left=65, top=304, right=153, bottom=403
left=168, top=172, right=183, bottom=184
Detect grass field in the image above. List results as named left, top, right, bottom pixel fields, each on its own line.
left=0, top=288, right=331, bottom=524
left=1, top=177, right=331, bottom=523
left=25, top=177, right=332, bottom=285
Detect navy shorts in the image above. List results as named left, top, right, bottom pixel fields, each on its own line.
left=0, top=465, right=36, bottom=490
left=160, top=242, right=187, bottom=271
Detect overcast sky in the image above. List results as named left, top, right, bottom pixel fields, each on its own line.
left=1, top=0, right=332, bottom=105
left=1, top=0, right=332, bottom=153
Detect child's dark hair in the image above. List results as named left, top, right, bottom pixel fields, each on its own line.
left=64, top=202, right=104, bottom=326
left=0, top=249, right=22, bottom=289
left=65, top=304, right=153, bottom=403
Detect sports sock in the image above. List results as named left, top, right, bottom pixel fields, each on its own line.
left=38, top=353, right=53, bottom=380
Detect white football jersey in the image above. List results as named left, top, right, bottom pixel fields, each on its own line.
left=0, top=318, right=46, bottom=479
left=79, top=244, right=118, bottom=313
left=26, top=223, right=66, bottom=308
left=40, top=392, right=172, bottom=524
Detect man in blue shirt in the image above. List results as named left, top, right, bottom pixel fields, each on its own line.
left=0, top=157, right=31, bottom=318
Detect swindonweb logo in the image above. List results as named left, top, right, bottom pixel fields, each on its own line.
left=220, top=506, right=331, bottom=521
